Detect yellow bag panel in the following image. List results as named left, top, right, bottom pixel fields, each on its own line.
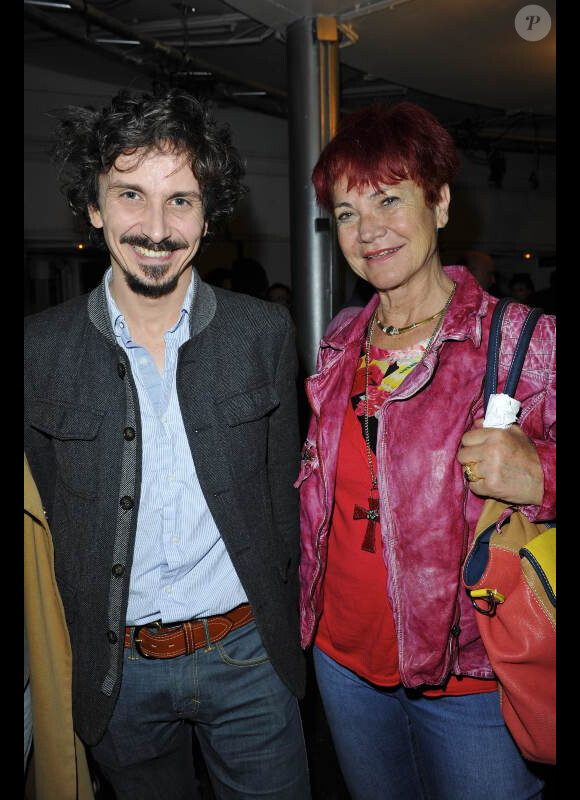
left=522, top=527, right=556, bottom=597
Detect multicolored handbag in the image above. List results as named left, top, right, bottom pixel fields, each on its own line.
left=462, top=298, right=556, bottom=764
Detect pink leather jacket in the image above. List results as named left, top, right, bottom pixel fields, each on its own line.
left=297, top=266, right=556, bottom=687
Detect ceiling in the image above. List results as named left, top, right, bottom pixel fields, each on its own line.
left=24, top=0, right=556, bottom=153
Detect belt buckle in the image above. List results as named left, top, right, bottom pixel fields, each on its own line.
left=133, top=621, right=163, bottom=659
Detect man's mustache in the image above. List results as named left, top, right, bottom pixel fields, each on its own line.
left=120, top=234, right=186, bottom=252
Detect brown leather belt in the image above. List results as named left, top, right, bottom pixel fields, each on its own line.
left=125, top=603, right=254, bottom=659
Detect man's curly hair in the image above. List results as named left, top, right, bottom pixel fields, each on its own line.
left=51, top=88, right=247, bottom=248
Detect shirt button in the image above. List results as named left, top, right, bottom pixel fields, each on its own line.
left=450, top=624, right=461, bottom=637
left=117, top=363, right=126, bottom=379
left=123, top=427, right=136, bottom=441
left=120, top=496, right=134, bottom=510
left=107, top=630, right=118, bottom=644
left=112, top=563, right=125, bottom=577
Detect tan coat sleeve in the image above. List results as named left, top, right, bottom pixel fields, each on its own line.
left=24, top=454, right=94, bottom=800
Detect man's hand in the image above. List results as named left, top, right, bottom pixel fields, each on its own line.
left=457, top=420, right=544, bottom=506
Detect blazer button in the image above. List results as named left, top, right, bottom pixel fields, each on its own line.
left=120, top=496, right=134, bottom=510
left=123, top=427, right=135, bottom=441
left=107, top=630, right=118, bottom=644
left=117, top=363, right=126, bottom=379
left=112, top=563, right=125, bottom=577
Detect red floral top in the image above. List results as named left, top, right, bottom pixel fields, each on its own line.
left=316, top=340, right=498, bottom=696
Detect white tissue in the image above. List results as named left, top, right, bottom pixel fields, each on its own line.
left=483, top=393, right=521, bottom=429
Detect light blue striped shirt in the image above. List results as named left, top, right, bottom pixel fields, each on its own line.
left=105, top=268, right=248, bottom=625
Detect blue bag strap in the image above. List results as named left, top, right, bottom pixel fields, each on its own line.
left=504, top=307, right=543, bottom=398
left=483, top=298, right=512, bottom=411
left=483, top=297, right=543, bottom=414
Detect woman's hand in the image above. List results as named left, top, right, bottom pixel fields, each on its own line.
left=457, top=420, right=544, bottom=506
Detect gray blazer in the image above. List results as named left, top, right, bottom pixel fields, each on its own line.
left=24, top=269, right=306, bottom=745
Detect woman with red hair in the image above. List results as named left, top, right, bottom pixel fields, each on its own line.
left=297, top=102, right=555, bottom=799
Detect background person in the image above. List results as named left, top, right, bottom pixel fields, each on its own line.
left=24, top=88, right=310, bottom=800
left=230, top=256, right=269, bottom=299
left=534, top=269, right=556, bottom=314
left=203, top=266, right=232, bottom=289
left=508, top=272, right=535, bottom=305
left=460, top=250, right=499, bottom=295
left=297, top=101, right=555, bottom=800
left=267, top=282, right=293, bottom=311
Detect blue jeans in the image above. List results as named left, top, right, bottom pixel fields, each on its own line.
left=90, top=621, right=311, bottom=799
left=314, top=647, right=544, bottom=800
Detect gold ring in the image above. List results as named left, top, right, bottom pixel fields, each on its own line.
left=464, top=463, right=482, bottom=482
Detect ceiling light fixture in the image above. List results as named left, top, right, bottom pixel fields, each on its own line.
left=24, top=1, right=71, bottom=7
left=173, top=70, right=213, bottom=77
left=95, top=38, right=140, bottom=45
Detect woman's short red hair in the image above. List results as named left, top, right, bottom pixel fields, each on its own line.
left=312, top=101, right=459, bottom=210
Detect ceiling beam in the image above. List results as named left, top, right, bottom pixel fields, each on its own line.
left=26, top=0, right=287, bottom=99
left=25, top=6, right=158, bottom=79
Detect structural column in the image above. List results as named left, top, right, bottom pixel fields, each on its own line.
left=287, top=16, right=341, bottom=376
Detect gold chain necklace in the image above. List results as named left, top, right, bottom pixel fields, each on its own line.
left=354, top=283, right=457, bottom=553
left=376, top=305, right=447, bottom=336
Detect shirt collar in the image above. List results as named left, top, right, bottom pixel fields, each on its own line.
left=104, top=266, right=195, bottom=338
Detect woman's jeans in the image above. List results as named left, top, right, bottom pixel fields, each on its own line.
left=89, top=621, right=311, bottom=800
left=314, top=646, right=544, bottom=800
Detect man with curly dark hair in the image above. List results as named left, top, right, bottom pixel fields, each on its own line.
left=24, top=89, right=310, bottom=800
